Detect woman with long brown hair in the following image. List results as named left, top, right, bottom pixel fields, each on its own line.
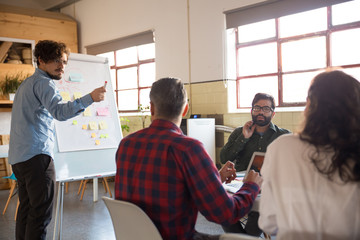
left=258, top=70, right=360, bottom=240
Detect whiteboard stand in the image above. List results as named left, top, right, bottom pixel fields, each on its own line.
left=93, top=178, right=98, bottom=202
left=50, top=53, right=122, bottom=239
left=53, top=181, right=65, bottom=240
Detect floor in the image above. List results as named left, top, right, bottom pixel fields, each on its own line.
left=0, top=180, right=225, bottom=240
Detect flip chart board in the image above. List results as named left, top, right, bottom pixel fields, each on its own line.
left=53, top=53, right=122, bottom=181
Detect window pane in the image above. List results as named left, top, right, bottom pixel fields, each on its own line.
left=331, top=28, right=360, bottom=66
left=116, top=46, right=137, bottom=66
left=118, top=89, right=138, bottom=111
left=332, top=1, right=360, bottom=25
left=342, top=68, right=360, bottom=82
left=283, top=71, right=320, bottom=103
left=238, top=19, right=276, bottom=43
left=279, top=8, right=327, bottom=38
left=139, top=88, right=151, bottom=108
left=282, top=37, right=326, bottom=72
left=139, top=62, right=155, bottom=87
left=238, top=43, right=277, bottom=76
left=238, top=76, right=278, bottom=108
left=97, top=51, right=115, bottom=66
left=138, top=43, right=155, bottom=60
left=117, top=67, right=137, bottom=90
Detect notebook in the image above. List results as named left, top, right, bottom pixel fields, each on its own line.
left=223, top=152, right=265, bottom=193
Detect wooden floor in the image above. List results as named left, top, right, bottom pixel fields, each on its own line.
left=0, top=181, right=225, bottom=240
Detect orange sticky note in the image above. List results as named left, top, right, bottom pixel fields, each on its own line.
left=95, top=140, right=100, bottom=145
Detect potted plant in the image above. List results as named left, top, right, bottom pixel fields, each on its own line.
left=0, top=73, right=28, bottom=101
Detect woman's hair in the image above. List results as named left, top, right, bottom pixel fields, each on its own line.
left=34, top=40, right=70, bottom=66
left=300, top=70, right=360, bottom=182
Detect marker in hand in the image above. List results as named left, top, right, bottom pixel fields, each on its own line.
left=104, top=81, right=108, bottom=88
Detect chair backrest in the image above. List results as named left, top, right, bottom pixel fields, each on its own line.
left=102, top=196, right=163, bottom=240
left=220, top=233, right=261, bottom=240
left=2, top=172, right=17, bottom=180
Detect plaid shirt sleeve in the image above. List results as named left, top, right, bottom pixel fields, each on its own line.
left=178, top=138, right=260, bottom=225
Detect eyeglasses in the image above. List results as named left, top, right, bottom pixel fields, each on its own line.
left=252, top=105, right=273, bottom=113
left=53, top=58, right=68, bottom=65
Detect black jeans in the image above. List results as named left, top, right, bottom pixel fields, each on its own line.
left=12, top=154, right=55, bottom=240
left=221, top=211, right=262, bottom=237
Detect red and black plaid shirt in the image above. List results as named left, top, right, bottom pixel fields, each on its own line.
left=115, top=119, right=260, bottom=240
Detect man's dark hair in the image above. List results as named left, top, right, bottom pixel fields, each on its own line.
left=300, top=70, right=360, bottom=183
left=34, top=40, right=70, bottom=66
left=252, top=93, right=275, bottom=110
left=150, top=78, right=187, bottom=120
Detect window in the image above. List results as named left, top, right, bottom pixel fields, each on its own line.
left=226, top=0, right=360, bottom=109
left=86, top=31, right=155, bottom=112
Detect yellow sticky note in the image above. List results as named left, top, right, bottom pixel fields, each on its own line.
left=91, top=133, right=96, bottom=138
left=60, top=92, right=71, bottom=102
left=72, top=120, right=78, bottom=125
left=89, top=121, right=98, bottom=130
left=73, top=92, right=82, bottom=99
left=82, top=124, right=87, bottom=130
left=99, top=121, right=108, bottom=130
left=95, top=140, right=100, bottom=145
left=83, top=107, right=92, bottom=117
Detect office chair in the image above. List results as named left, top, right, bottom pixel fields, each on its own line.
left=102, top=196, right=163, bottom=240
left=2, top=172, right=19, bottom=220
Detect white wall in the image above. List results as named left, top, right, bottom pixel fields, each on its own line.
left=0, top=112, right=11, bottom=135
left=61, top=0, right=267, bottom=84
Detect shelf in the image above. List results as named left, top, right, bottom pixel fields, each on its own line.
left=0, top=100, right=13, bottom=108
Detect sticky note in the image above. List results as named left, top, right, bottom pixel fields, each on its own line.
left=73, top=92, right=82, bottom=99
left=91, top=133, right=96, bottom=138
left=99, top=121, right=108, bottom=130
left=72, top=120, right=78, bottom=125
left=69, top=72, right=84, bottom=82
left=95, top=140, right=100, bottom=145
left=96, top=107, right=110, bottom=116
left=83, top=107, right=92, bottom=117
left=100, top=134, right=109, bottom=139
left=60, top=92, right=71, bottom=102
left=82, top=124, right=87, bottom=130
left=89, top=121, right=98, bottom=130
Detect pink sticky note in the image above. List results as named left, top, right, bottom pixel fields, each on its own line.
left=96, top=107, right=110, bottom=116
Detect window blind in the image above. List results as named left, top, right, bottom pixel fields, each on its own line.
left=86, top=30, right=154, bottom=55
left=225, top=0, right=352, bottom=29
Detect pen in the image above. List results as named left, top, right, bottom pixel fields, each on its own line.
left=104, top=81, right=107, bottom=88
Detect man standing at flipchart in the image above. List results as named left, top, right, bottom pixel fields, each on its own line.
left=8, top=40, right=106, bottom=240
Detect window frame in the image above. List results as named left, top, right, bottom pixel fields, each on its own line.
left=234, top=6, right=360, bottom=109
left=110, top=48, right=155, bottom=113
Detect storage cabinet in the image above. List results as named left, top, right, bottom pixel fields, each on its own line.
left=0, top=4, right=78, bottom=101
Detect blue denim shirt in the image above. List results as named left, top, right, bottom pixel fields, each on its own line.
left=9, top=68, right=94, bottom=165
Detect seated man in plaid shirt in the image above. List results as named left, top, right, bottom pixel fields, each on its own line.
left=115, top=77, right=263, bottom=240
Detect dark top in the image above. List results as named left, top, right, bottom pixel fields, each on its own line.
left=220, top=122, right=290, bottom=171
